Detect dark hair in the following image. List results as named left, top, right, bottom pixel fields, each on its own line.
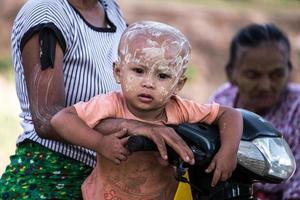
left=226, top=23, right=293, bottom=78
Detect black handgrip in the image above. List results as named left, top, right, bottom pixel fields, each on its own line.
left=127, top=135, right=157, bottom=152
left=127, top=135, right=180, bottom=166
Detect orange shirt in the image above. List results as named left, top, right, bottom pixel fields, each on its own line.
left=74, top=92, right=219, bottom=200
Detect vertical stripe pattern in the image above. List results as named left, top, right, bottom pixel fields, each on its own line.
left=11, top=0, right=127, bottom=167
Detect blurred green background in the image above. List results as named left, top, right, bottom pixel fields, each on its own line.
left=1, top=0, right=300, bottom=174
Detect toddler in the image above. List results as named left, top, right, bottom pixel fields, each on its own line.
left=51, top=21, right=243, bottom=200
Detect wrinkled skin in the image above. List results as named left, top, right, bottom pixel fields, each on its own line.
left=230, top=41, right=291, bottom=115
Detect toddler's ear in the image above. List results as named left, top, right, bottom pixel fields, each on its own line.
left=113, top=62, right=121, bottom=84
left=174, top=75, right=187, bottom=95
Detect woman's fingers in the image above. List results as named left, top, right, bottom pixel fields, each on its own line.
left=147, top=126, right=194, bottom=164
left=150, top=134, right=168, bottom=160
left=129, top=124, right=194, bottom=164
left=154, top=152, right=169, bottom=166
left=162, top=128, right=194, bottom=164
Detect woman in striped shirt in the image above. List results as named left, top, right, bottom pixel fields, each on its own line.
left=0, top=0, right=193, bottom=199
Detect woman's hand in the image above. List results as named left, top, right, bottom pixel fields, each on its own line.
left=94, top=118, right=195, bottom=165
left=130, top=124, right=195, bottom=164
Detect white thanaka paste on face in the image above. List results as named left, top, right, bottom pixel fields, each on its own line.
left=158, top=86, right=170, bottom=102
left=124, top=75, right=136, bottom=92
left=118, top=21, right=191, bottom=100
left=120, top=22, right=190, bottom=66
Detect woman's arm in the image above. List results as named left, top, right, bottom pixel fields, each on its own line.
left=94, top=118, right=195, bottom=165
left=22, top=33, right=66, bottom=141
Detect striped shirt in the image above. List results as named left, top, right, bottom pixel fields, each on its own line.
left=11, top=0, right=127, bottom=167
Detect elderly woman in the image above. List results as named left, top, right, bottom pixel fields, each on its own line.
left=210, top=23, right=300, bottom=200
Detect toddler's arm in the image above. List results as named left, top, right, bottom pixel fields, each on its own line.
left=205, top=106, right=243, bottom=187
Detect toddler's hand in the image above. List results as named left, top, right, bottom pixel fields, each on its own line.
left=205, top=147, right=237, bottom=187
left=98, top=128, right=130, bottom=164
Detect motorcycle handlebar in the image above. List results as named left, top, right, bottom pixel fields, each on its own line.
left=127, top=135, right=157, bottom=152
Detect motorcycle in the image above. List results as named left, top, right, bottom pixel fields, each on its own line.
left=127, top=109, right=296, bottom=200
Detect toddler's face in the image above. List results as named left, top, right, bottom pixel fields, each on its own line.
left=114, top=32, right=188, bottom=115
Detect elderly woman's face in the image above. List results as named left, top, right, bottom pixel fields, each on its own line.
left=231, top=42, right=291, bottom=114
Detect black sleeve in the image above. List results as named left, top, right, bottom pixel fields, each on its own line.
left=20, top=23, right=66, bottom=70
